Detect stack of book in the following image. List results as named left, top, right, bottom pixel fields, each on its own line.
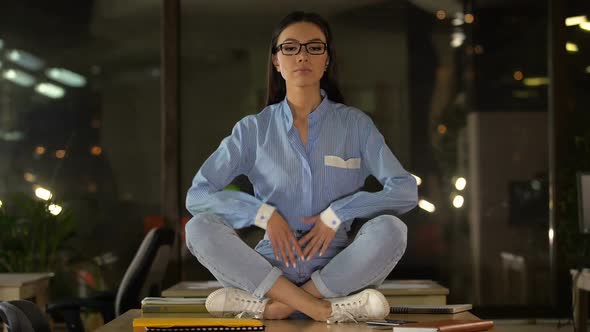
left=141, top=297, right=207, bottom=313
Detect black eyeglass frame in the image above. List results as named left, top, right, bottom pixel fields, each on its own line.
left=274, top=42, right=328, bottom=56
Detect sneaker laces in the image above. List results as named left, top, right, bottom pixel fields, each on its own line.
left=327, top=295, right=370, bottom=324
left=229, top=295, right=265, bottom=318
left=327, top=310, right=360, bottom=324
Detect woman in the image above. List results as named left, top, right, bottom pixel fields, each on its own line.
left=185, top=11, right=417, bottom=323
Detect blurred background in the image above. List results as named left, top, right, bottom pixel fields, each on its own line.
left=0, top=0, right=589, bottom=322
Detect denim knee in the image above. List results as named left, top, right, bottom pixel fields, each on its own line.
left=185, top=213, right=226, bottom=258
left=363, top=215, right=408, bottom=256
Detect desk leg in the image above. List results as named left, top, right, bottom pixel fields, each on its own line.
left=575, top=287, right=588, bottom=332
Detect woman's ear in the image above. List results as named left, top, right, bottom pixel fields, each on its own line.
left=272, top=55, right=280, bottom=72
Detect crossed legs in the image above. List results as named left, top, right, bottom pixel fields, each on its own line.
left=185, top=213, right=407, bottom=321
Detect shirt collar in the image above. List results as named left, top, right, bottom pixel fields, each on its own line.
left=281, top=89, right=330, bottom=130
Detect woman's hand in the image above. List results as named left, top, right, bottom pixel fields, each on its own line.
left=266, top=211, right=304, bottom=268
left=298, top=215, right=336, bottom=261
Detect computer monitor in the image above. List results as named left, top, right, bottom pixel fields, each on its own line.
left=578, top=172, right=590, bottom=234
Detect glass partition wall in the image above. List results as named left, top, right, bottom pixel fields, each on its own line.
left=0, top=1, right=162, bottom=296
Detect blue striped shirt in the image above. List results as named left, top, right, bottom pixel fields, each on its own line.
left=186, top=91, right=418, bottom=233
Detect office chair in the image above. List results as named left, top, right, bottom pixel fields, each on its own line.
left=0, top=300, right=50, bottom=332
left=47, top=227, right=175, bottom=332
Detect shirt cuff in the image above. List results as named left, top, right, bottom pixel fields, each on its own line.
left=254, top=203, right=276, bottom=230
left=320, top=207, right=342, bottom=231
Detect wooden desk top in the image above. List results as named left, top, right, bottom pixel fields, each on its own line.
left=96, top=309, right=494, bottom=332
left=162, top=280, right=449, bottom=298
left=0, top=273, right=54, bottom=286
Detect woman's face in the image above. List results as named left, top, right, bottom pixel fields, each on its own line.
left=273, top=22, right=329, bottom=90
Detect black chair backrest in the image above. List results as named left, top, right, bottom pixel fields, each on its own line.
left=0, top=300, right=50, bottom=332
left=114, top=227, right=175, bottom=316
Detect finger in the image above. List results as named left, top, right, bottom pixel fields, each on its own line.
left=290, top=235, right=305, bottom=261
left=270, top=238, right=280, bottom=261
left=302, top=232, right=319, bottom=256
left=304, top=235, right=321, bottom=259
left=286, top=241, right=297, bottom=267
left=279, top=237, right=290, bottom=267
left=307, top=238, right=323, bottom=261
left=298, top=232, right=312, bottom=247
left=320, top=235, right=333, bottom=256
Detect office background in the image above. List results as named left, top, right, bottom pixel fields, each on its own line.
left=0, top=0, right=588, bottom=319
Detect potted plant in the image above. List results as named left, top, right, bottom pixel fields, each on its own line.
left=0, top=193, right=76, bottom=273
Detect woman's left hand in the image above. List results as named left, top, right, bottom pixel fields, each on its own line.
left=298, top=215, right=336, bottom=261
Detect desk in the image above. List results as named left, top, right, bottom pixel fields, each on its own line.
left=162, top=280, right=449, bottom=306
left=572, top=269, right=590, bottom=332
left=0, top=273, right=54, bottom=309
left=96, top=309, right=494, bottom=332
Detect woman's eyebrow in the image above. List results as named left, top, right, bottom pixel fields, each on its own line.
left=281, top=37, right=325, bottom=43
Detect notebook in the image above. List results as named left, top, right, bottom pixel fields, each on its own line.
left=141, top=297, right=207, bottom=313
left=133, top=317, right=264, bottom=332
left=392, top=319, right=494, bottom=332
left=390, top=304, right=472, bottom=314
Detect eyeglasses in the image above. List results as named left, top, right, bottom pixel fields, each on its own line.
left=275, top=42, right=327, bottom=56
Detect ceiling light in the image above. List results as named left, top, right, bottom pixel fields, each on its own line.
left=48, top=204, right=62, bottom=216
left=6, top=49, right=44, bottom=71
left=455, top=177, right=467, bottom=191
left=565, top=15, right=587, bottom=26
left=2, top=68, right=36, bottom=87
left=580, top=22, right=590, bottom=32
left=523, top=77, right=550, bottom=86
left=411, top=174, right=422, bottom=186
left=418, top=199, right=436, bottom=213
left=35, top=82, right=65, bottom=99
left=451, top=31, right=465, bottom=48
left=35, top=187, right=52, bottom=201
left=46, top=68, right=86, bottom=87
left=452, top=195, right=464, bottom=208
left=566, top=42, right=579, bottom=53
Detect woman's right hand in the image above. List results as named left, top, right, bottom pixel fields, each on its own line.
left=266, top=211, right=304, bottom=268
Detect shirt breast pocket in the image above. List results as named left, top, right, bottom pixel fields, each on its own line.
left=323, top=155, right=361, bottom=198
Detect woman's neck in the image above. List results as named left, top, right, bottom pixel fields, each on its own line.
left=286, top=86, right=322, bottom=121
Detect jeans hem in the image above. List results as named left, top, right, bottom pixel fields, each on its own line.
left=252, top=266, right=283, bottom=298
left=311, top=270, right=340, bottom=298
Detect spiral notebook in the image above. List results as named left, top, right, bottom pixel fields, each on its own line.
left=145, top=327, right=264, bottom=332
left=390, top=304, right=472, bottom=314
left=133, top=317, right=264, bottom=332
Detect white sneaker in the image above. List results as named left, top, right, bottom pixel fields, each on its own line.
left=205, top=288, right=268, bottom=318
left=326, top=289, right=389, bottom=324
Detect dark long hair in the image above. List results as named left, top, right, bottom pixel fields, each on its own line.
left=265, top=11, right=345, bottom=106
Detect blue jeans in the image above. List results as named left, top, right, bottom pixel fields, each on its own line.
left=185, top=213, right=407, bottom=299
